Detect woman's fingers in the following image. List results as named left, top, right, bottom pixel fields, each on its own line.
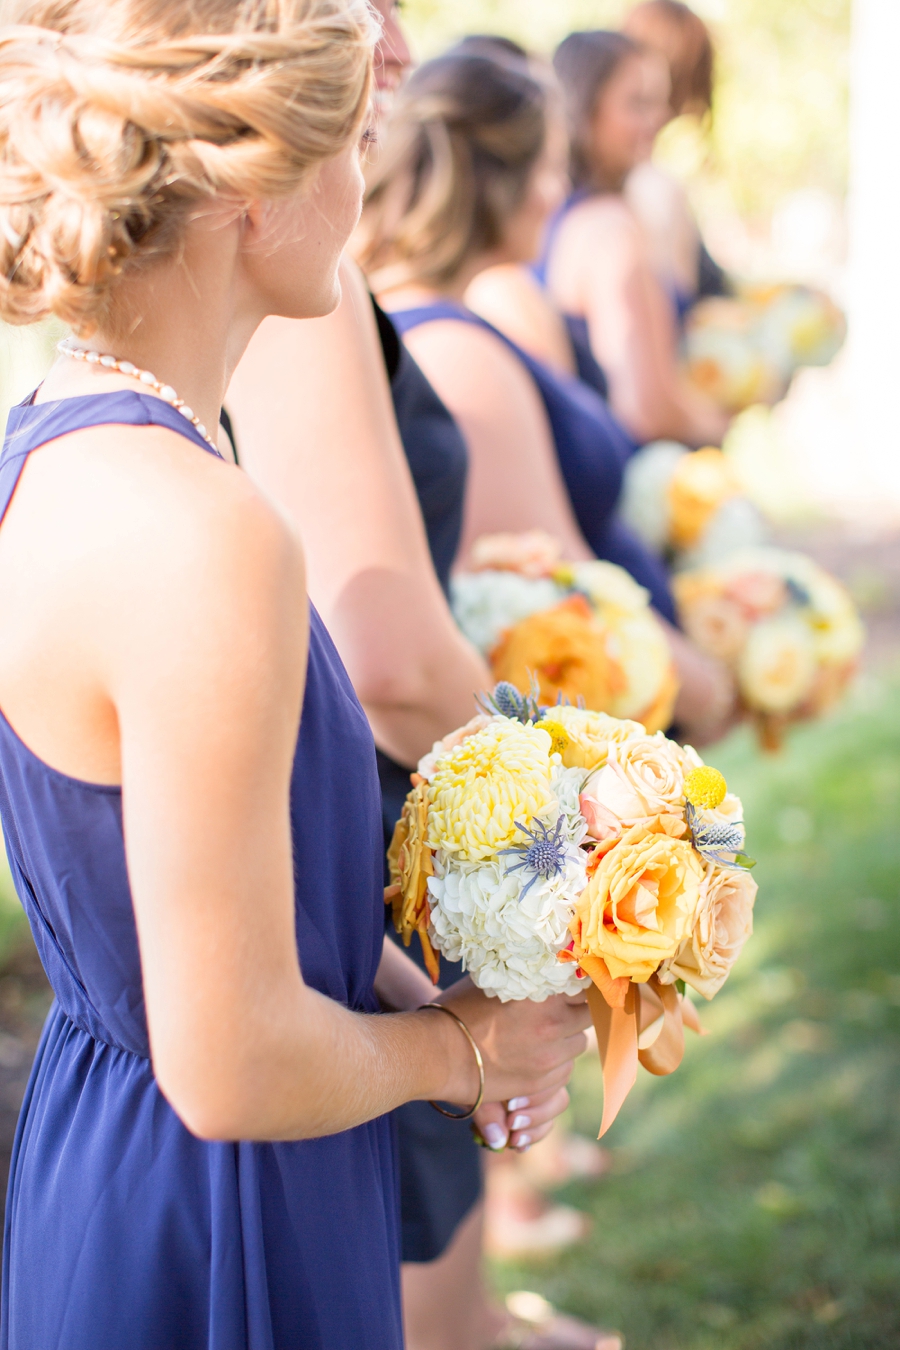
left=472, top=1099, right=509, bottom=1152
left=507, top=1086, right=571, bottom=1150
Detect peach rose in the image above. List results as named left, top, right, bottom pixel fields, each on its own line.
left=581, top=735, right=700, bottom=827
left=469, top=530, right=562, bottom=579
left=658, top=863, right=757, bottom=999
left=570, top=817, right=704, bottom=983
left=679, top=592, right=749, bottom=664
left=543, top=705, right=646, bottom=772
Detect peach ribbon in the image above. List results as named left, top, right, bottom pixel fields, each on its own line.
left=586, top=974, right=706, bottom=1137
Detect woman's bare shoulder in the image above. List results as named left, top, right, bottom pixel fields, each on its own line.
left=559, top=194, right=641, bottom=247
left=22, top=419, right=305, bottom=597
left=401, top=316, right=542, bottom=421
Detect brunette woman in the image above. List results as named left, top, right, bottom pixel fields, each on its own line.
left=623, top=0, right=729, bottom=311
left=538, top=31, right=728, bottom=447
left=358, top=50, right=735, bottom=745
left=0, top=4, right=590, bottom=1345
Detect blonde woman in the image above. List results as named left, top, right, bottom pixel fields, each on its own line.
left=0, top=3, right=591, bottom=1346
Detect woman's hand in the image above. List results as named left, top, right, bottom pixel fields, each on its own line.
left=664, top=622, right=742, bottom=747
left=433, top=978, right=591, bottom=1113
left=473, top=1084, right=573, bottom=1152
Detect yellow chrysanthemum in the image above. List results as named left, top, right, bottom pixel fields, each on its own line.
left=427, top=720, right=554, bottom=861
left=684, top=766, right=727, bottom=810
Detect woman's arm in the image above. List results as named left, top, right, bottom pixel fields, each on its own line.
left=397, top=319, right=594, bottom=565
left=226, top=258, right=490, bottom=768
left=548, top=199, right=728, bottom=448
left=99, top=448, right=590, bottom=1142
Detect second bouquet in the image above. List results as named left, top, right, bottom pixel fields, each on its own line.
left=387, top=686, right=757, bottom=1134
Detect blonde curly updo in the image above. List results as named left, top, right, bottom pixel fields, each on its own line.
left=0, top=0, right=375, bottom=330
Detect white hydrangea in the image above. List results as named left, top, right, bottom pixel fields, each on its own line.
left=427, top=828, right=588, bottom=1001
left=450, top=571, right=563, bottom=656
left=550, top=763, right=590, bottom=847
left=618, top=440, right=688, bottom=550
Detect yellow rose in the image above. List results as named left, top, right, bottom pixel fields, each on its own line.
left=546, top=704, right=645, bottom=772
left=668, top=447, right=741, bottom=549
left=427, top=719, right=553, bottom=861
left=571, top=818, right=704, bottom=982
left=738, top=612, right=817, bottom=714
left=658, top=864, right=757, bottom=999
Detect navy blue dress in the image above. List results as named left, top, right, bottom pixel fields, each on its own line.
left=0, top=392, right=402, bottom=1350
left=391, top=302, right=678, bottom=625
left=371, top=301, right=483, bottom=1264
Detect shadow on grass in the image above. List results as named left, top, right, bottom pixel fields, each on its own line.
left=491, top=665, right=900, bottom=1350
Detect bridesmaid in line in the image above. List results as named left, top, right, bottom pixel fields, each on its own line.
left=229, top=10, right=621, bottom=1348
left=358, top=49, right=736, bottom=746
left=0, top=2, right=591, bottom=1346
left=538, top=31, right=729, bottom=448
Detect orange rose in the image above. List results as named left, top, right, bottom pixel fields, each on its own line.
left=490, top=596, right=626, bottom=712
left=570, top=817, right=704, bottom=983
left=385, top=782, right=439, bottom=982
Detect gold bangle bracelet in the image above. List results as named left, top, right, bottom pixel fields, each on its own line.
left=419, top=1003, right=486, bottom=1120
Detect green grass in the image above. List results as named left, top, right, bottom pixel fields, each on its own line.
left=491, top=668, right=900, bottom=1349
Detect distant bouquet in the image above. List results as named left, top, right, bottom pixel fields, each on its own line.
left=386, top=687, right=756, bottom=1133
left=674, top=547, right=864, bottom=750
left=620, top=443, right=766, bottom=571
left=450, top=532, right=679, bottom=735
left=684, top=284, right=846, bottom=414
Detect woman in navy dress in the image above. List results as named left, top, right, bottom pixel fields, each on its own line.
left=0, top=5, right=592, bottom=1347
left=540, top=31, right=728, bottom=448
left=358, top=50, right=736, bottom=746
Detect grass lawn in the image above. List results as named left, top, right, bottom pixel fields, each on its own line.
left=491, top=667, right=900, bottom=1349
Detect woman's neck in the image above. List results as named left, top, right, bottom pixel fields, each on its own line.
left=375, top=253, right=503, bottom=310
left=39, top=214, right=256, bottom=435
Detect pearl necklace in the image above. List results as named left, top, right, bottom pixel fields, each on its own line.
left=57, top=338, right=218, bottom=452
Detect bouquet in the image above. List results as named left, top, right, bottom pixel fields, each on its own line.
left=620, top=443, right=765, bottom=570
left=386, top=685, right=757, bottom=1133
left=684, top=284, right=846, bottom=414
left=674, top=547, right=864, bottom=750
left=450, top=532, right=679, bottom=735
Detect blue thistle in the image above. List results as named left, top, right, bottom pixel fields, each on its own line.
left=478, top=676, right=543, bottom=724
left=686, top=802, right=755, bottom=870
left=498, top=815, right=568, bottom=898
left=785, top=576, right=811, bottom=608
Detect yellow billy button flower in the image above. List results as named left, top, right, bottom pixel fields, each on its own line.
left=427, top=720, right=555, bottom=862
left=538, top=719, right=571, bottom=757
left=684, top=766, right=728, bottom=811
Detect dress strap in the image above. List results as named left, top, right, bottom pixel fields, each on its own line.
left=531, top=189, right=594, bottom=288
left=0, top=389, right=222, bottom=529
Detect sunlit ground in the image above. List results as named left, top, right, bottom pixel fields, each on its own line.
left=491, top=666, right=900, bottom=1349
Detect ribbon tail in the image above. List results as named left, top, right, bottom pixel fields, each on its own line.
left=588, top=982, right=638, bottom=1138
left=637, top=975, right=685, bottom=1077
left=679, top=991, right=708, bottom=1037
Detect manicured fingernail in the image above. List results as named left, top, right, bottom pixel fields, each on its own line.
left=507, top=1097, right=530, bottom=1110
left=483, top=1123, right=508, bottom=1151
left=515, top=1134, right=532, bottom=1150
left=510, top=1114, right=531, bottom=1131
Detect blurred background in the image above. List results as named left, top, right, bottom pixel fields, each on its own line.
left=0, top=2, right=897, bottom=1347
